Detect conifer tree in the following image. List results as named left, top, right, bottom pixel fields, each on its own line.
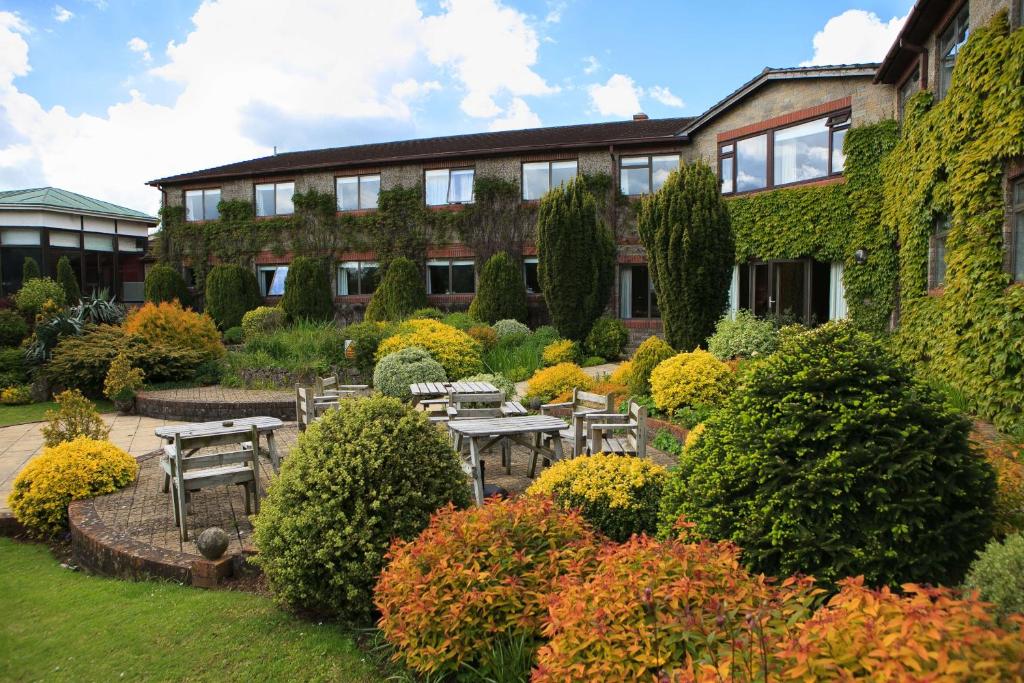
left=56, top=255, right=81, bottom=304
left=468, top=251, right=528, bottom=324
left=22, top=256, right=40, bottom=282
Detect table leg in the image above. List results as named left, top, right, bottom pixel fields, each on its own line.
left=267, top=431, right=280, bottom=473
left=528, top=432, right=541, bottom=478
left=469, top=437, right=485, bottom=506
left=504, top=437, right=512, bottom=476
left=551, top=430, right=565, bottom=463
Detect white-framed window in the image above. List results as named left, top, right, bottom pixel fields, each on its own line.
left=523, top=257, right=541, bottom=294
left=336, top=175, right=380, bottom=211
left=184, top=188, right=220, bottom=221
left=425, top=168, right=474, bottom=206
left=619, top=264, right=659, bottom=319
left=427, top=259, right=475, bottom=294
left=255, top=181, right=295, bottom=217
left=258, top=265, right=288, bottom=296
left=937, top=4, right=969, bottom=101
left=337, top=261, right=379, bottom=295
left=620, top=154, right=680, bottom=195
left=522, top=160, right=578, bottom=200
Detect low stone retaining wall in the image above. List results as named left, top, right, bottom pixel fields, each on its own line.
left=135, top=387, right=295, bottom=422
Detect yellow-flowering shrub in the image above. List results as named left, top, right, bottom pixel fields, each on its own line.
left=684, top=422, right=706, bottom=451
left=9, top=437, right=137, bottom=537
left=524, top=362, right=593, bottom=403
left=103, top=353, right=144, bottom=402
left=0, top=385, right=32, bottom=405
left=124, top=301, right=224, bottom=362
left=542, top=339, right=578, bottom=366
left=41, top=389, right=109, bottom=447
left=376, top=318, right=483, bottom=379
left=608, top=360, right=633, bottom=386
left=650, top=349, right=735, bottom=413
left=528, top=453, right=668, bottom=541
left=551, top=380, right=626, bottom=406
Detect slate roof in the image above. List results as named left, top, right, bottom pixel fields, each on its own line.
left=0, top=187, right=158, bottom=223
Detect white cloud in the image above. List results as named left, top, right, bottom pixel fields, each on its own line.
left=488, top=97, right=541, bottom=131
left=53, top=5, right=73, bottom=23
left=801, top=9, right=908, bottom=66
left=545, top=1, right=567, bottom=24
left=587, top=73, right=642, bottom=117
left=390, top=78, right=441, bottom=100
left=582, top=55, right=600, bottom=75
left=648, top=85, right=684, bottom=108
left=126, top=36, right=151, bottom=62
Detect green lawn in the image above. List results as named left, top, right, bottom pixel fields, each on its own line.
left=0, top=399, right=115, bottom=427
left=0, top=539, right=383, bottom=682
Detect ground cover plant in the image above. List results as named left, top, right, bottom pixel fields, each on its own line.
left=0, top=398, right=113, bottom=428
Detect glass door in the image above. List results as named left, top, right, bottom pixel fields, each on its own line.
left=751, top=263, right=771, bottom=317
left=773, top=260, right=807, bottom=323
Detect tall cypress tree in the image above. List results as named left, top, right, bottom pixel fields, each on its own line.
left=637, top=161, right=734, bottom=350
left=536, top=177, right=615, bottom=341
left=468, top=251, right=528, bottom=324
left=364, top=256, right=427, bottom=321
left=22, top=257, right=40, bottom=282
left=56, top=255, right=81, bottom=304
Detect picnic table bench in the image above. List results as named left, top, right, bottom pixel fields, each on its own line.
left=155, top=416, right=285, bottom=476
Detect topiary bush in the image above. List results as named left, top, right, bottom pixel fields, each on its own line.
left=461, top=372, right=515, bottom=400
left=14, top=277, right=64, bottom=317
left=55, top=255, right=80, bottom=305
left=124, top=301, right=224, bottom=364
left=627, top=335, right=674, bottom=396
left=584, top=316, right=629, bottom=360
left=541, top=338, right=578, bottom=366
left=281, top=256, right=334, bottom=322
left=534, top=535, right=819, bottom=682
left=144, top=264, right=191, bottom=305
left=467, top=251, right=528, bottom=324
left=365, top=257, right=427, bottom=322
left=373, top=346, right=447, bottom=401
left=375, top=497, right=599, bottom=679
left=659, top=321, right=996, bottom=588
left=376, top=319, right=482, bottom=379
left=204, top=264, right=262, bottom=330
left=41, top=389, right=110, bottom=447
left=240, top=305, right=285, bottom=341
left=493, top=318, right=530, bottom=340
left=707, top=309, right=779, bottom=360
left=524, top=362, right=593, bottom=403
left=964, top=532, right=1024, bottom=619
left=527, top=453, right=667, bottom=541
left=0, top=309, right=29, bottom=347
left=9, top=437, right=137, bottom=537
left=253, top=396, right=470, bottom=622
left=649, top=349, right=735, bottom=413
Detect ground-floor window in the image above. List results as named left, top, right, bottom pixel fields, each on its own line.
left=337, top=261, right=379, bottom=296
left=258, top=265, right=288, bottom=297
left=619, top=264, right=659, bottom=319
left=734, top=258, right=840, bottom=325
left=118, top=237, right=146, bottom=302
left=1012, top=178, right=1024, bottom=282
left=523, top=257, right=541, bottom=294
left=427, top=259, right=474, bottom=295
left=930, top=215, right=950, bottom=289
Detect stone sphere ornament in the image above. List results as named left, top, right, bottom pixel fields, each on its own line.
left=196, top=527, right=230, bottom=560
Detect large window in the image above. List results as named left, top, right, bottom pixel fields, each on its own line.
left=255, top=181, right=295, bottom=217
left=337, top=261, right=379, bottom=295
left=938, top=4, right=969, bottom=101
left=619, top=264, right=659, bottom=319
left=1012, top=179, right=1024, bottom=282
left=930, top=214, right=951, bottom=290
left=258, top=265, right=288, bottom=297
left=523, top=257, right=541, bottom=294
left=184, top=188, right=220, bottom=221
left=898, top=65, right=921, bottom=120
left=427, top=259, right=474, bottom=294
left=620, top=154, right=680, bottom=195
left=425, top=168, right=474, bottom=206
left=522, top=160, right=577, bottom=200
left=336, top=175, right=380, bottom=211
left=720, top=111, right=850, bottom=194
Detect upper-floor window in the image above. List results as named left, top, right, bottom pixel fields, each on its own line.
left=898, top=65, right=921, bottom=120
left=522, top=160, right=577, bottom=200
left=337, top=175, right=380, bottom=211
left=1012, top=179, right=1024, bottom=282
left=523, top=257, right=541, bottom=294
left=337, top=261, right=379, bottom=295
left=427, top=259, right=475, bottom=294
left=425, top=168, right=474, bottom=206
left=258, top=265, right=288, bottom=297
left=620, top=154, right=681, bottom=196
left=184, top=188, right=220, bottom=222
left=938, top=4, right=969, bottom=101
left=255, top=181, right=294, bottom=217
left=719, top=111, right=850, bottom=195
left=930, top=214, right=951, bottom=290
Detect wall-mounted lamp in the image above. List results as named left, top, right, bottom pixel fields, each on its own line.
left=853, top=248, right=868, bottom=265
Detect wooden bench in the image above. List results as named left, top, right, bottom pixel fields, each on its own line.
left=540, top=388, right=615, bottom=456
left=584, top=399, right=648, bottom=458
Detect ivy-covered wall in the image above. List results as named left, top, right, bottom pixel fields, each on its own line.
left=883, top=12, right=1024, bottom=432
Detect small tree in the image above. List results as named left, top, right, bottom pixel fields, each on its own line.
left=144, top=264, right=191, bottom=306
left=22, top=256, right=40, bottom=282
left=281, top=256, right=333, bottom=322
left=290, top=189, right=346, bottom=258
left=468, top=251, right=528, bottom=324
left=637, top=161, right=734, bottom=350
left=536, top=177, right=615, bottom=341
left=365, top=257, right=427, bottom=321
left=55, top=255, right=80, bottom=305
left=204, top=264, right=262, bottom=329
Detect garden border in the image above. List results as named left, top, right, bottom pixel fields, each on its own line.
left=135, top=390, right=294, bottom=422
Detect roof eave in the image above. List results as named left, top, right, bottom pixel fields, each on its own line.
left=0, top=203, right=159, bottom=225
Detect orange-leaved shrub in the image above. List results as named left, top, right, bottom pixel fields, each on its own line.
left=774, top=577, right=1024, bottom=680
left=374, top=497, right=599, bottom=678
left=975, top=429, right=1024, bottom=536
left=123, top=300, right=224, bottom=363
left=534, top=533, right=821, bottom=682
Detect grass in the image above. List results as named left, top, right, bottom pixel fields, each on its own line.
left=482, top=328, right=560, bottom=382
left=223, top=321, right=348, bottom=388
left=0, top=538, right=383, bottom=682
left=0, top=399, right=114, bottom=427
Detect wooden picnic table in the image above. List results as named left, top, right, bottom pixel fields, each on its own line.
left=409, top=380, right=499, bottom=401
left=155, top=416, right=285, bottom=472
left=447, top=415, right=568, bottom=505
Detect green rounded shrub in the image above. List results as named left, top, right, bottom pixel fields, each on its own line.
left=0, top=347, right=27, bottom=387
left=21, top=256, right=40, bottom=282
left=14, top=278, right=65, bottom=316
left=627, top=335, right=674, bottom=396
left=0, top=310, right=29, bottom=347
left=365, top=257, right=426, bottom=322
left=410, top=307, right=444, bottom=320
left=964, top=532, right=1024, bottom=618
left=373, top=346, right=447, bottom=400
left=468, top=251, right=528, bottom=324
left=585, top=316, right=629, bottom=360
left=223, top=326, right=243, bottom=345
left=204, top=264, right=262, bottom=329
left=659, top=321, right=995, bottom=588
left=253, top=395, right=471, bottom=622
left=441, top=311, right=478, bottom=331
left=55, top=255, right=80, bottom=305
left=240, top=306, right=285, bottom=341
left=144, top=264, right=191, bottom=306
left=707, top=310, right=778, bottom=360
left=493, top=318, right=530, bottom=339
left=342, top=320, right=395, bottom=379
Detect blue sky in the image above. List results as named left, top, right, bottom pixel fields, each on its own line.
left=0, top=0, right=913, bottom=213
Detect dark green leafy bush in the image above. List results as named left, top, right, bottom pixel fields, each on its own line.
left=964, top=532, right=1024, bottom=619
left=144, top=264, right=191, bottom=305
left=659, top=321, right=995, bottom=588
left=441, top=312, right=478, bottom=331
left=468, top=251, right=528, bottom=324
left=365, top=257, right=426, bottom=322
left=14, top=278, right=64, bottom=316
left=223, top=326, right=243, bottom=345
left=342, top=321, right=394, bottom=379
left=410, top=307, right=444, bottom=320
left=584, top=316, right=628, bottom=360
left=0, top=347, right=28, bottom=387
left=253, top=395, right=471, bottom=622
left=204, top=264, right=261, bottom=329
left=0, top=310, right=29, bottom=347
left=281, top=256, right=333, bottom=322
left=21, top=256, right=40, bottom=282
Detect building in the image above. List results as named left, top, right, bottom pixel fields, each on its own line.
left=0, top=187, right=158, bottom=301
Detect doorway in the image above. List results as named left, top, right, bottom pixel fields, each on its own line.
left=739, top=258, right=830, bottom=325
